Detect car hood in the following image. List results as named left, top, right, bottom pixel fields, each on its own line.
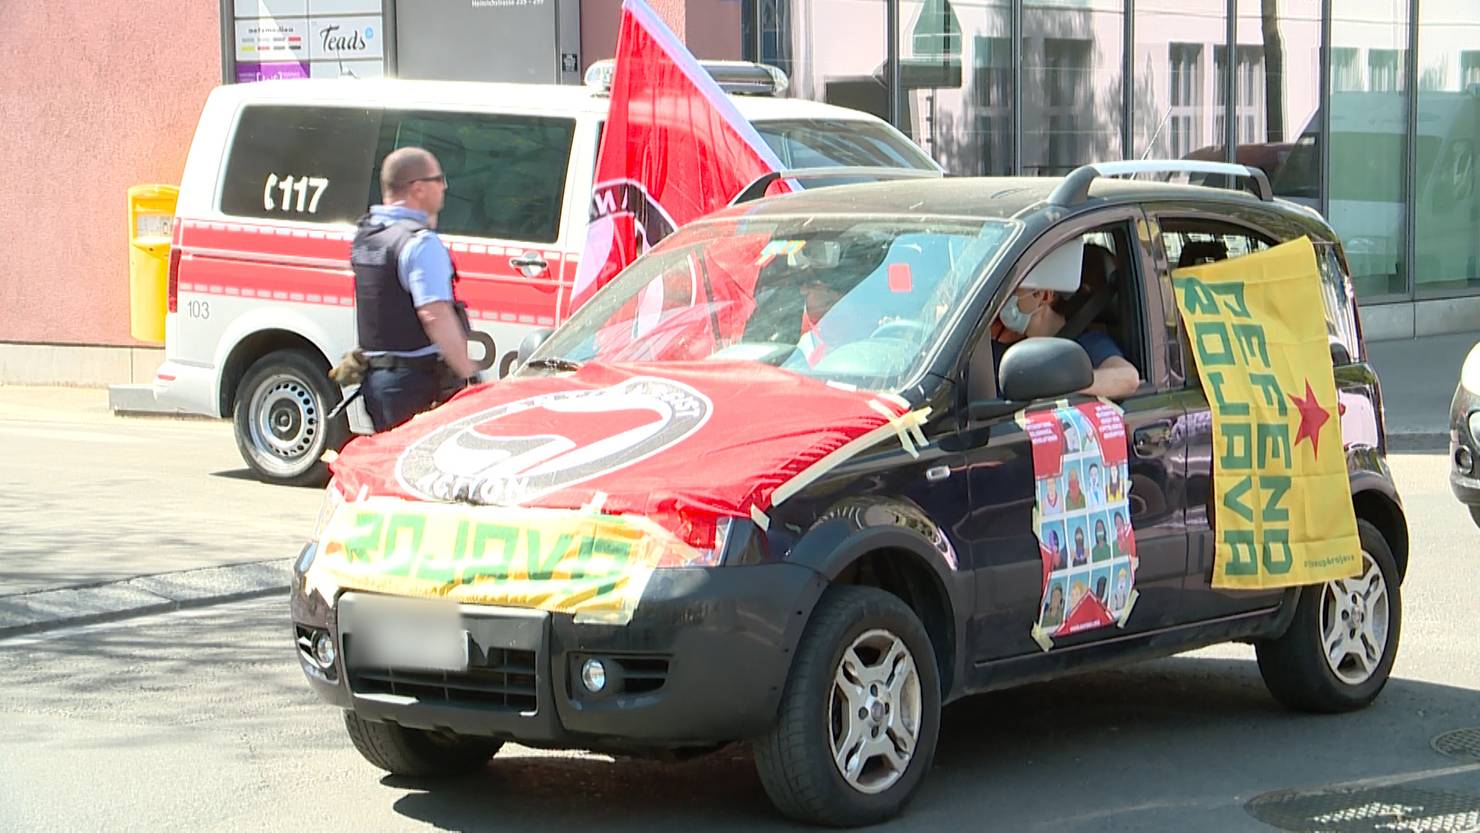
left=329, top=361, right=927, bottom=548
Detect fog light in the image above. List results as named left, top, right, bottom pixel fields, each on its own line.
left=1458, top=446, right=1475, bottom=476
left=580, top=658, right=607, bottom=693
left=313, top=631, right=337, bottom=668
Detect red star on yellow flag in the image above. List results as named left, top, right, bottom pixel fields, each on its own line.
left=1289, top=379, right=1331, bottom=459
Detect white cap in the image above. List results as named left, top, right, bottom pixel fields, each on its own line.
left=1020, top=238, right=1084, bottom=293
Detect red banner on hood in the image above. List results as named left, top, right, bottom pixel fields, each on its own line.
left=329, top=362, right=909, bottom=549
left=568, top=0, right=790, bottom=316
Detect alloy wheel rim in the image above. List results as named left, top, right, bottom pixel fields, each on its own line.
left=248, top=374, right=319, bottom=473
left=1318, top=550, right=1389, bottom=686
left=826, top=628, right=922, bottom=795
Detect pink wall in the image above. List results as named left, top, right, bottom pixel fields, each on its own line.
left=0, top=2, right=220, bottom=347
left=580, top=0, right=741, bottom=70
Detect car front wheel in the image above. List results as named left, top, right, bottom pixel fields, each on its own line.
left=1255, top=519, right=1401, bottom=713
left=752, top=584, right=941, bottom=827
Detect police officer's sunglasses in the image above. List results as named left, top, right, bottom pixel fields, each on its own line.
left=402, top=173, right=447, bottom=187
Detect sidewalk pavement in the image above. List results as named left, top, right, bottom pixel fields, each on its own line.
left=2, top=332, right=1471, bottom=639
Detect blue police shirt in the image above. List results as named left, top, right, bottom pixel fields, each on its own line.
left=365, top=205, right=454, bottom=358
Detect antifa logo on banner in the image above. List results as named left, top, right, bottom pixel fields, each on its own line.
left=590, top=179, right=679, bottom=254
left=395, top=377, right=711, bottom=505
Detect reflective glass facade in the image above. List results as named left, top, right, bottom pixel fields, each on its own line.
left=741, top=0, right=1480, bottom=310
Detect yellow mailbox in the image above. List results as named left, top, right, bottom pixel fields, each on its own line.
left=127, top=184, right=179, bottom=344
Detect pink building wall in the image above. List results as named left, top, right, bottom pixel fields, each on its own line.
left=0, top=2, right=220, bottom=347
left=581, top=0, right=741, bottom=70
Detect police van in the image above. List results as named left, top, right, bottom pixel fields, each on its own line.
left=153, top=65, right=940, bottom=485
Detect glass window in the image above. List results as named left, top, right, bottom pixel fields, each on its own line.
left=373, top=111, right=575, bottom=243
left=1329, top=2, right=1411, bottom=300
left=752, top=118, right=938, bottom=170
left=220, top=105, right=381, bottom=223
left=1234, top=0, right=1322, bottom=206
left=530, top=214, right=1016, bottom=393
left=1023, top=0, right=1125, bottom=175
left=896, top=0, right=1013, bottom=175
left=764, top=1, right=890, bottom=122
left=1414, top=0, right=1480, bottom=297
left=1134, top=0, right=1226, bottom=164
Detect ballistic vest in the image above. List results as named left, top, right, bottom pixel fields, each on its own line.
left=351, top=215, right=433, bottom=353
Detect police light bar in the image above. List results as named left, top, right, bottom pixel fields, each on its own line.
left=584, top=59, right=789, bottom=96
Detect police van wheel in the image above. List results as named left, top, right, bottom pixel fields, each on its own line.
left=232, top=349, right=347, bottom=487
left=753, top=585, right=941, bottom=827
left=1255, top=519, right=1401, bottom=713
left=343, top=711, right=502, bottom=777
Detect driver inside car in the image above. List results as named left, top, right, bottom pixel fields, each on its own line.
left=991, top=239, right=1141, bottom=400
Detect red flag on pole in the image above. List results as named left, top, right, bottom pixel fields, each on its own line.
left=568, top=0, right=790, bottom=317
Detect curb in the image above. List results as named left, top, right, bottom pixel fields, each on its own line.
left=0, top=559, right=293, bottom=640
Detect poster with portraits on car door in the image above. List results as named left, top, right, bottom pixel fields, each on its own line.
left=1019, top=400, right=1139, bottom=650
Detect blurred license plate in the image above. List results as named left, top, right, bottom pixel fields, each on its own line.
left=358, top=605, right=469, bottom=673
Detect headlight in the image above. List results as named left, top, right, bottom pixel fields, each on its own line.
left=1461, top=343, right=1480, bottom=394
left=655, top=516, right=734, bottom=568
left=311, top=480, right=347, bottom=541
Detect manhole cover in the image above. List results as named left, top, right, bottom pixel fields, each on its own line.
left=1246, top=785, right=1480, bottom=832
left=1435, top=729, right=1480, bottom=761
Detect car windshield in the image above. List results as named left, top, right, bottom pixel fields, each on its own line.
left=752, top=118, right=940, bottom=171
left=530, top=214, right=1016, bottom=392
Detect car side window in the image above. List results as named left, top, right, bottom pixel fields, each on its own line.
left=373, top=110, right=576, bottom=244
left=1158, top=219, right=1275, bottom=388
left=219, top=105, right=382, bottom=224
left=978, top=220, right=1151, bottom=398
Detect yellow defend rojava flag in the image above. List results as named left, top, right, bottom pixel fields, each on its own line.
left=1171, top=236, right=1361, bottom=590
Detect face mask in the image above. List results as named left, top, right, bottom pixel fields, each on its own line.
left=998, top=294, right=1036, bottom=335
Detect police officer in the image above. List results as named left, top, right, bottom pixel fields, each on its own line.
left=350, top=147, right=479, bottom=432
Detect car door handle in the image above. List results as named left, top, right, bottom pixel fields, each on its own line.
left=1133, top=421, right=1174, bottom=457
left=509, top=253, right=549, bottom=277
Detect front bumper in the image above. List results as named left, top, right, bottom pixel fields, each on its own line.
left=291, top=554, right=828, bottom=750
left=1450, top=384, right=1480, bottom=507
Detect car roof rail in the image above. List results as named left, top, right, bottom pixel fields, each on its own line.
left=729, top=167, right=945, bottom=206
left=1048, top=160, right=1273, bottom=206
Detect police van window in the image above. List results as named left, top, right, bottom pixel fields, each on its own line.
left=752, top=119, right=938, bottom=171
left=373, top=111, right=576, bottom=244
left=219, top=105, right=382, bottom=223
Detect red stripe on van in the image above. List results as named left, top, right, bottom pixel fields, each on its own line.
left=174, top=219, right=567, bottom=323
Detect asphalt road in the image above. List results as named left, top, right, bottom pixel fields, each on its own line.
left=1, top=413, right=1477, bottom=830
left=0, top=387, right=319, bottom=595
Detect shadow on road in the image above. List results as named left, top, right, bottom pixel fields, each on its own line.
left=385, top=658, right=1480, bottom=832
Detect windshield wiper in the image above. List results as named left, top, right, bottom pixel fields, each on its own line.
left=524, top=357, right=583, bottom=372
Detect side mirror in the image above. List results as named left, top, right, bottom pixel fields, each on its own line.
left=968, top=337, right=1094, bottom=421
left=516, top=328, right=555, bottom=366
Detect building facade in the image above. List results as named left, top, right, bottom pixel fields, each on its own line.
left=739, top=0, right=1480, bottom=339
left=0, top=0, right=1469, bottom=384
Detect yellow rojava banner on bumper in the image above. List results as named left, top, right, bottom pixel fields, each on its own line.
left=1171, top=236, right=1362, bottom=590
left=307, top=497, right=715, bottom=624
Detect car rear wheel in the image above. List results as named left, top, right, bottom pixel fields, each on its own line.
left=1255, top=519, right=1401, bottom=713
left=343, top=711, right=502, bottom=777
left=232, top=349, right=347, bottom=487
left=752, top=584, right=940, bottom=827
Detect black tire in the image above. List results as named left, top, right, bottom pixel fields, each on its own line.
left=343, top=711, right=502, bottom=777
left=753, top=585, right=941, bottom=827
left=231, top=349, right=348, bottom=487
left=1255, top=519, right=1402, bottom=713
